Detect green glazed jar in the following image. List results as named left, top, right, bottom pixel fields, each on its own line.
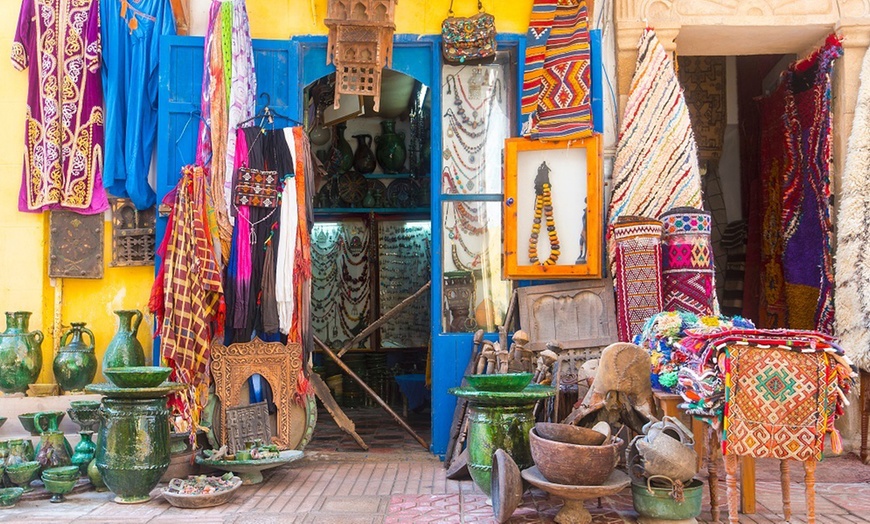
left=71, top=431, right=96, bottom=475
left=375, top=120, right=407, bottom=174
left=96, top=397, right=169, bottom=503
left=0, top=312, right=43, bottom=394
left=102, top=310, right=145, bottom=377
left=329, top=123, right=354, bottom=175
left=87, top=458, right=107, bottom=491
left=53, top=323, right=97, bottom=392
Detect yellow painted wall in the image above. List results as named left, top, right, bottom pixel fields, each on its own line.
left=0, top=0, right=533, bottom=386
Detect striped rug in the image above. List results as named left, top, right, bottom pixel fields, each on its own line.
left=661, top=207, right=715, bottom=317
left=608, top=29, right=702, bottom=230
left=611, top=216, right=663, bottom=342
left=521, top=0, right=559, bottom=124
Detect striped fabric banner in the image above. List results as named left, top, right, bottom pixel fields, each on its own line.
left=521, top=0, right=559, bottom=123
left=608, top=29, right=702, bottom=229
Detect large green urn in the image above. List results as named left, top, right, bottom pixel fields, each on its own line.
left=102, top=310, right=145, bottom=377
left=95, top=396, right=170, bottom=504
left=53, top=322, right=97, bottom=392
left=0, top=312, right=43, bottom=393
left=449, top=384, right=555, bottom=496
left=375, top=120, right=407, bottom=173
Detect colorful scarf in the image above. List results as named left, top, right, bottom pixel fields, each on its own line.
left=152, top=165, right=223, bottom=429
left=612, top=217, right=663, bottom=342
left=609, top=29, right=702, bottom=233
left=523, top=0, right=592, bottom=140
left=660, top=208, right=716, bottom=317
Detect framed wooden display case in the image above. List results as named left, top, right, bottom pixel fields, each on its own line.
left=503, top=135, right=602, bottom=279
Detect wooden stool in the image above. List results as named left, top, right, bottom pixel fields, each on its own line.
left=725, top=454, right=815, bottom=524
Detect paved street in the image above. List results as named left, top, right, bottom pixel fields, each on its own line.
left=2, top=449, right=869, bottom=523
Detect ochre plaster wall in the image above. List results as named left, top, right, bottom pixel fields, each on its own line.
left=0, top=0, right=534, bottom=385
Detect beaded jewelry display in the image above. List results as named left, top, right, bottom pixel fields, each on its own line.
left=528, top=162, right=560, bottom=265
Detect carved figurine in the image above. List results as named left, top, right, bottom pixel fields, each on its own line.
left=508, top=330, right=533, bottom=373
left=494, top=342, right=510, bottom=374
left=534, top=349, right=559, bottom=385
left=476, top=341, right=497, bottom=375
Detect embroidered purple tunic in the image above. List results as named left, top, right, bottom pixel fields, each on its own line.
left=12, top=0, right=109, bottom=214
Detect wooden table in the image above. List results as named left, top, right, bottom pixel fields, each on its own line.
left=653, top=391, right=756, bottom=516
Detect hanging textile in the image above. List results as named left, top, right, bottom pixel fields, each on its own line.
left=836, top=45, right=870, bottom=372
left=522, top=0, right=592, bottom=140
left=611, top=217, right=663, bottom=343
left=756, top=84, right=788, bottom=328
left=101, top=0, right=176, bottom=210
left=608, top=29, right=702, bottom=232
left=12, top=0, right=109, bottom=214
left=660, top=208, right=715, bottom=317
left=287, top=127, right=313, bottom=347
left=224, top=127, right=289, bottom=342
left=151, top=165, right=223, bottom=428
left=197, top=0, right=257, bottom=263
left=780, top=36, right=840, bottom=333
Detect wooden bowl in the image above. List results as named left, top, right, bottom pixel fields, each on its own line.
left=534, top=422, right=607, bottom=446
left=529, top=428, right=622, bottom=486
left=103, top=367, right=172, bottom=388
left=464, top=373, right=533, bottom=393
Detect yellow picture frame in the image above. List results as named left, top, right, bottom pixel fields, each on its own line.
left=503, top=135, right=602, bottom=279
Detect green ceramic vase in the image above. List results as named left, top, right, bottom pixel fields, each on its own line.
left=352, top=134, right=376, bottom=174
left=71, top=431, right=96, bottom=475
left=102, top=310, right=145, bottom=378
left=329, top=123, right=354, bottom=175
left=54, top=322, right=97, bottom=392
left=466, top=404, right=536, bottom=496
left=87, top=458, right=107, bottom=491
left=375, top=120, right=407, bottom=174
left=0, top=312, right=43, bottom=394
left=4, top=439, right=30, bottom=466
left=96, top=397, right=169, bottom=503
left=34, top=430, right=72, bottom=472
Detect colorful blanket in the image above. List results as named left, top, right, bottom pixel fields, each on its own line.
left=608, top=29, right=702, bottom=232
left=612, top=217, right=663, bottom=342
left=661, top=208, right=715, bottom=316
left=524, top=0, right=592, bottom=140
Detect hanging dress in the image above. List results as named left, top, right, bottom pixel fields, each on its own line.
left=12, top=0, right=109, bottom=214
left=101, top=0, right=176, bottom=210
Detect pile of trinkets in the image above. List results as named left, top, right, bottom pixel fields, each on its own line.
left=166, top=473, right=238, bottom=495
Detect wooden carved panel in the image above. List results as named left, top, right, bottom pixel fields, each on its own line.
left=110, top=198, right=155, bottom=267
left=518, top=280, right=617, bottom=352
left=211, top=338, right=303, bottom=450
left=49, top=211, right=104, bottom=279
left=225, top=401, right=272, bottom=454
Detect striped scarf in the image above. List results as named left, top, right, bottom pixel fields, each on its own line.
left=609, top=29, right=702, bottom=232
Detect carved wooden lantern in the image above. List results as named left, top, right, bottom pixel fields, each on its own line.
left=210, top=338, right=303, bottom=450
left=325, top=0, right=397, bottom=111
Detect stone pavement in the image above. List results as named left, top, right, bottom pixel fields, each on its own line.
left=2, top=450, right=869, bottom=523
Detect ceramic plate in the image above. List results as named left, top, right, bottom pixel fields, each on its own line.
left=85, top=382, right=184, bottom=398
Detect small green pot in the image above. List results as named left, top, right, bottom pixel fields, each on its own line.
left=631, top=478, right=703, bottom=521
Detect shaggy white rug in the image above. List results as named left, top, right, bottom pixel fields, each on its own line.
left=836, top=47, right=870, bottom=372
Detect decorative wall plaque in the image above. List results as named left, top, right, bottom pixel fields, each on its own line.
left=110, top=199, right=155, bottom=267
left=49, top=211, right=104, bottom=279
left=211, top=338, right=303, bottom=450
left=225, top=401, right=272, bottom=454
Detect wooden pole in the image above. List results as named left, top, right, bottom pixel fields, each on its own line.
left=337, top=281, right=432, bottom=358
left=314, top=335, right=429, bottom=449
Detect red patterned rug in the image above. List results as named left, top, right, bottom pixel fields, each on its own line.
left=611, top=217, right=663, bottom=342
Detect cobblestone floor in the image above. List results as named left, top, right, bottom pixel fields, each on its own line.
left=2, top=450, right=869, bottom=523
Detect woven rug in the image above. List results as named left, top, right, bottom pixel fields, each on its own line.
left=608, top=29, right=702, bottom=236
left=521, top=0, right=559, bottom=127
left=757, top=83, right=787, bottom=328
left=781, top=37, right=841, bottom=334
left=660, top=208, right=715, bottom=316
left=612, top=217, right=663, bottom=342
left=723, top=342, right=838, bottom=461
left=526, top=0, right=592, bottom=140
left=836, top=45, right=870, bottom=371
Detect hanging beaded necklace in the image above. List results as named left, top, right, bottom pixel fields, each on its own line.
left=528, top=162, right=560, bottom=265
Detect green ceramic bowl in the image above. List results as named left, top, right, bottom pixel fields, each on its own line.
left=6, top=461, right=40, bottom=484
left=69, top=400, right=101, bottom=409
left=0, top=487, right=24, bottom=508
left=103, top=366, right=173, bottom=388
left=464, top=373, right=534, bottom=393
left=41, top=476, right=77, bottom=494
left=18, top=411, right=64, bottom=435
left=42, top=465, right=80, bottom=480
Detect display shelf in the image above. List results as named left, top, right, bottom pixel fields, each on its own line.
left=362, top=173, right=424, bottom=179
left=314, top=207, right=430, bottom=215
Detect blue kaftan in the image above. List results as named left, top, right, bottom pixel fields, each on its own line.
left=101, top=0, right=176, bottom=209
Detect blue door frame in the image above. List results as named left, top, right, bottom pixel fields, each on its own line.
left=156, top=30, right=603, bottom=457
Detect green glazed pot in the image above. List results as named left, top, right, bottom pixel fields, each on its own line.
left=87, top=458, right=107, bottom=492
left=0, top=312, right=43, bottom=394
left=102, top=310, right=145, bottom=378
left=96, top=397, right=169, bottom=503
left=375, top=120, right=406, bottom=174
left=53, top=322, right=97, bottom=392
left=466, top=404, right=536, bottom=496
left=35, top=429, right=72, bottom=472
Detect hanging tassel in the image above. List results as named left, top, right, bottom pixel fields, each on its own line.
left=830, top=427, right=843, bottom=455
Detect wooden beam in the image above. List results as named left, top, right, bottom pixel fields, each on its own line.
left=309, top=372, right=368, bottom=450
left=315, top=335, right=429, bottom=449
left=336, top=281, right=432, bottom=358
